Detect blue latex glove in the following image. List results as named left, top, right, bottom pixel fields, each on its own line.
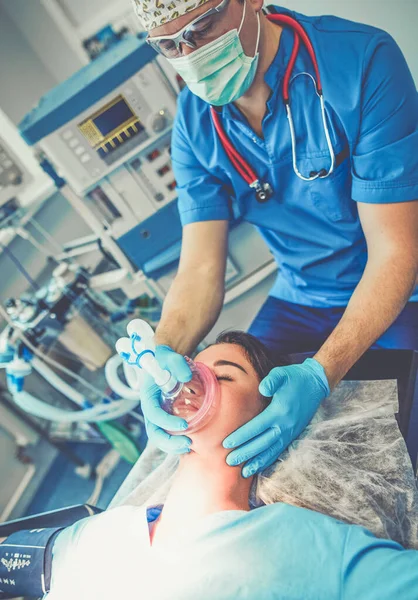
left=140, top=345, right=193, bottom=454
left=223, top=358, right=330, bottom=478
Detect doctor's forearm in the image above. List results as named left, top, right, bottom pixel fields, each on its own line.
left=155, top=270, right=225, bottom=355
left=314, top=253, right=418, bottom=389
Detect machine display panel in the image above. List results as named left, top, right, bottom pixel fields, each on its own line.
left=94, top=98, right=135, bottom=136
left=78, top=95, right=145, bottom=158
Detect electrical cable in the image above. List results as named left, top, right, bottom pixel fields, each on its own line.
left=87, top=473, right=104, bottom=506
left=0, top=242, right=41, bottom=291
left=86, top=449, right=121, bottom=505
left=45, top=344, right=99, bottom=371
left=97, top=238, right=119, bottom=268
left=15, top=227, right=57, bottom=261
left=29, top=217, right=67, bottom=255
left=82, top=292, right=110, bottom=318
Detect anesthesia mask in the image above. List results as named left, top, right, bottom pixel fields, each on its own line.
left=116, top=320, right=220, bottom=434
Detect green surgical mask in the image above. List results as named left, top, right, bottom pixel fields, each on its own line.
left=167, top=2, right=261, bottom=106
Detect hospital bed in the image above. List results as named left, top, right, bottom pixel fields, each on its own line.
left=288, top=349, right=418, bottom=472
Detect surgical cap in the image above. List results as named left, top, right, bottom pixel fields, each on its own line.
left=132, top=0, right=212, bottom=31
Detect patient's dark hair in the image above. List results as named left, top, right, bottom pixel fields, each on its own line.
left=214, top=331, right=286, bottom=382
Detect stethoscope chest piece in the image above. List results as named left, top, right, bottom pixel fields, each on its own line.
left=252, top=180, right=274, bottom=203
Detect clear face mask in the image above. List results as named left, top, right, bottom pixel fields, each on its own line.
left=161, top=358, right=220, bottom=434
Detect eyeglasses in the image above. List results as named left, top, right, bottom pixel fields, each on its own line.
left=146, top=0, right=231, bottom=58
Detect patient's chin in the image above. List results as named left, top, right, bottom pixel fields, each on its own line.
left=186, top=426, right=225, bottom=456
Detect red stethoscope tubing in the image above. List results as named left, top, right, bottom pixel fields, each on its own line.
left=277, top=13, right=323, bottom=100
left=210, top=13, right=324, bottom=189
left=211, top=109, right=258, bottom=183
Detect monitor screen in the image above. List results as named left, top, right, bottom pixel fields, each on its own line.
left=78, top=95, right=143, bottom=150
left=93, top=98, right=134, bottom=137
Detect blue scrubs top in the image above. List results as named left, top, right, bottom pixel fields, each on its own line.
left=171, top=7, right=418, bottom=307
left=49, top=503, right=418, bottom=599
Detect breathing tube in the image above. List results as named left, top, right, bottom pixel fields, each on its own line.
left=116, top=320, right=220, bottom=434
left=0, top=327, right=141, bottom=423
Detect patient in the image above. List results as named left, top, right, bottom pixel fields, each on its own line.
left=48, top=332, right=418, bottom=599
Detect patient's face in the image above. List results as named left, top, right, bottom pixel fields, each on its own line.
left=188, top=343, right=267, bottom=453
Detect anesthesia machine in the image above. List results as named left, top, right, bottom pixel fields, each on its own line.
left=19, top=34, right=182, bottom=301
left=18, top=32, right=275, bottom=308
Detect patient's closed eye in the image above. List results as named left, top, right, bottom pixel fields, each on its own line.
left=216, top=374, right=234, bottom=382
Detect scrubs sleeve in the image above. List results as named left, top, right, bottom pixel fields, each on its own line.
left=171, top=104, right=232, bottom=226
left=342, top=526, right=418, bottom=599
left=351, top=32, right=418, bottom=204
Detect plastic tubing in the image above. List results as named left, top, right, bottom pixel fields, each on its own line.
left=10, top=356, right=140, bottom=422
left=123, top=360, right=141, bottom=391
left=139, top=352, right=177, bottom=392
left=115, top=332, right=178, bottom=394
left=105, top=354, right=142, bottom=401
left=32, top=356, right=86, bottom=406
left=11, top=390, right=139, bottom=422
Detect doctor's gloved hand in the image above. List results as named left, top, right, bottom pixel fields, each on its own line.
left=140, top=345, right=193, bottom=454
left=223, top=358, right=330, bottom=477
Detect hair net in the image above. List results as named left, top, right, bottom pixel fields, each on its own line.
left=110, top=380, right=418, bottom=549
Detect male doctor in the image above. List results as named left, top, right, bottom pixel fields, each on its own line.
left=131, top=0, right=418, bottom=477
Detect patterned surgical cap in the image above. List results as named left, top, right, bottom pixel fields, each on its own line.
left=131, top=0, right=213, bottom=31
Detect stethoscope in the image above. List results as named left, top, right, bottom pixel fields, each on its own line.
left=210, top=13, right=336, bottom=203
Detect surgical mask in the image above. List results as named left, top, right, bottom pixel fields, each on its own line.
left=167, top=1, right=261, bottom=105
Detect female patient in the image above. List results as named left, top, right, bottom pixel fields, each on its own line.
left=46, top=332, right=418, bottom=598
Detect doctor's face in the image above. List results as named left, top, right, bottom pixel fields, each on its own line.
left=186, top=335, right=273, bottom=454
left=149, top=0, right=263, bottom=58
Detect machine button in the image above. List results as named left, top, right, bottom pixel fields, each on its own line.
left=157, top=164, right=170, bottom=177
left=7, top=168, right=23, bottom=185
left=68, top=138, right=79, bottom=148
left=147, top=149, right=161, bottom=162
left=150, top=110, right=167, bottom=133
left=62, top=130, right=73, bottom=140
left=74, top=146, right=85, bottom=156
left=80, top=154, right=91, bottom=163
